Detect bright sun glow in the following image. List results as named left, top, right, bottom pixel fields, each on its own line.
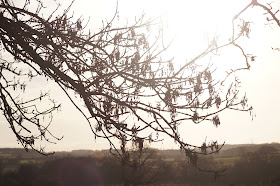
left=117, top=0, right=251, bottom=82
left=159, top=1, right=248, bottom=78
left=84, top=0, right=273, bottom=83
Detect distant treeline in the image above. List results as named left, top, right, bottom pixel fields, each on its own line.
left=1, top=143, right=280, bottom=158
left=0, top=143, right=280, bottom=185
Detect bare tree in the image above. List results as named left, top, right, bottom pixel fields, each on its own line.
left=119, top=146, right=167, bottom=185
left=0, top=0, right=279, bottom=175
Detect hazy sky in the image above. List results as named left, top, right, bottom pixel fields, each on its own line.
left=0, top=0, right=280, bottom=151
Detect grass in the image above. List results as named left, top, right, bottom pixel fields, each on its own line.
left=213, top=156, right=241, bottom=166
left=0, top=154, right=14, bottom=158
left=163, top=158, right=175, bottom=162
left=19, top=159, right=44, bottom=164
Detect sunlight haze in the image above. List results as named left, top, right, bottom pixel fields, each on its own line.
left=0, top=0, right=280, bottom=151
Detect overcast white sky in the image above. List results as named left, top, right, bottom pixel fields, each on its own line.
left=0, top=0, right=280, bottom=151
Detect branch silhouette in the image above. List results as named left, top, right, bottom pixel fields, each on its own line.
left=0, top=0, right=279, bottom=176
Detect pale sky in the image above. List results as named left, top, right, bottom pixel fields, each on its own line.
left=0, top=0, right=280, bottom=151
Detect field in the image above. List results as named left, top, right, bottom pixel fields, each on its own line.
left=213, top=156, right=241, bottom=166
left=0, top=144, right=280, bottom=185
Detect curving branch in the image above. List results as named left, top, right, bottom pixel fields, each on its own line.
left=0, top=0, right=279, bottom=175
